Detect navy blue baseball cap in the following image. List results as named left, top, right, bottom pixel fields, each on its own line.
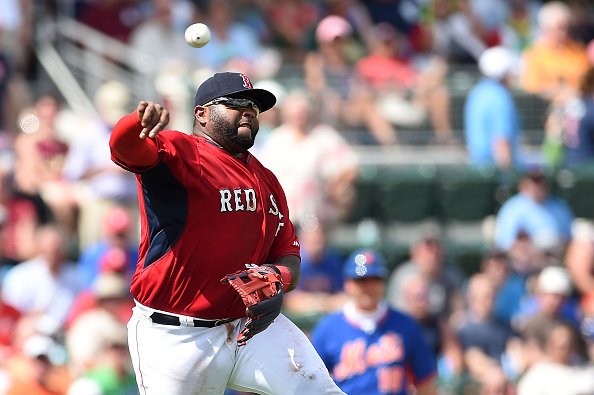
left=194, top=72, right=277, bottom=113
left=343, top=249, right=388, bottom=279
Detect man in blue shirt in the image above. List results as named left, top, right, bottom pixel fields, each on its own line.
left=312, top=248, right=437, bottom=395
left=464, top=46, right=522, bottom=169
left=495, top=170, right=573, bottom=251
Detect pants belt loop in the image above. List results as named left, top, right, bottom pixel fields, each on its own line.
left=179, top=316, right=195, bottom=327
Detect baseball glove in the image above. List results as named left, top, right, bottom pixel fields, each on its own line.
left=221, top=264, right=284, bottom=346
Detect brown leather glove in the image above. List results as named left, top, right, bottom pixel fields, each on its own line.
left=221, top=265, right=284, bottom=346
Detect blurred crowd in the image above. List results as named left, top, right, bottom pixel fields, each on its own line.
left=0, top=0, right=594, bottom=394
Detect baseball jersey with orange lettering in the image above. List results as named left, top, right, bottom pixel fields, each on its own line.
left=312, top=307, right=436, bottom=395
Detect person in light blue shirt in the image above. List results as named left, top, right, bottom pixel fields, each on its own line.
left=464, top=46, right=522, bottom=169
left=495, top=170, right=574, bottom=251
left=192, top=0, right=264, bottom=71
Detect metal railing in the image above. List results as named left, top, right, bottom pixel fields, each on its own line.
left=33, top=15, right=155, bottom=113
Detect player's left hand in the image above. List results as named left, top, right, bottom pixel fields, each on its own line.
left=221, top=265, right=284, bottom=346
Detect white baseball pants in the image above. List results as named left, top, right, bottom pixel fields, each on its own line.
left=127, top=304, right=345, bottom=395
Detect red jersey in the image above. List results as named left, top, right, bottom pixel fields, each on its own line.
left=110, top=115, right=300, bottom=319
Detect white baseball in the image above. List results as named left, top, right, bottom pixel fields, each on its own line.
left=184, top=23, right=211, bottom=48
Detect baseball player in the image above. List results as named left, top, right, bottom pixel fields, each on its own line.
left=312, top=249, right=438, bottom=395
left=109, top=71, right=345, bottom=395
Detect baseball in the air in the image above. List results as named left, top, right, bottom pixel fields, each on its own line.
left=185, top=23, right=211, bottom=48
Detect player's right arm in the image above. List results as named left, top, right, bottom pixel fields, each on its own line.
left=109, top=101, right=170, bottom=168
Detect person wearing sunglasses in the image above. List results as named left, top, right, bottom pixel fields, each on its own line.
left=108, top=71, right=344, bottom=395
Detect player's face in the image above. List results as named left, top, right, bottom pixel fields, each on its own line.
left=208, top=100, right=260, bottom=152
left=345, top=277, right=385, bottom=312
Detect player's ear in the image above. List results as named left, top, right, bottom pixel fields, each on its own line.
left=194, top=105, right=207, bottom=127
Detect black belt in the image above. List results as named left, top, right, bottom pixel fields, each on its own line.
left=150, top=312, right=233, bottom=327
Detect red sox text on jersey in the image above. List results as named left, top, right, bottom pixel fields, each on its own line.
left=219, top=190, right=284, bottom=236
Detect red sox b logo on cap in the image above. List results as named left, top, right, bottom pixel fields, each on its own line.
left=240, top=73, right=253, bottom=89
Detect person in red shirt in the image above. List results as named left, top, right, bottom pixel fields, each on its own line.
left=109, top=71, right=344, bottom=395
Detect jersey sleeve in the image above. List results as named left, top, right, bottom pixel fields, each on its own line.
left=110, top=113, right=189, bottom=174
left=109, top=112, right=160, bottom=172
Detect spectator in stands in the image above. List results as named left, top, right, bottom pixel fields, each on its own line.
left=506, top=230, right=553, bottom=278
left=263, top=0, right=321, bottom=63
left=77, top=205, right=137, bottom=291
left=423, top=0, right=490, bottom=64
left=465, top=0, right=509, bottom=48
left=311, top=248, right=438, bottom=395
left=517, top=320, right=594, bottom=395
left=13, top=94, right=71, bottom=233
left=193, top=0, right=272, bottom=77
left=501, top=0, right=540, bottom=52
left=65, top=272, right=133, bottom=380
left=543, top=42, right=594, bottom=168
left=304, top=14, right=397, bottom=145
left=398, top=272, right=465, bottom=382
left=320, top=0, right=376, bottom=51
left=249, top=79, right=287, bottom=155
left=464, top=46, right=523, bottom=170
left=0, top=0, right=32, bottom=71
left=62, top=80, right=138, bottom=250
left=129, top=0, right=197, bottom=95
left=354, top=22, right=456, bottom=144
left=358, top=0, right=425, bottom=55
left=0, top=172, right=44, bottom=265
left=519, top=1, right=589, bottom=100
left=476, top=365, right=516, bottom=395
left=283, top=217, right=347, bottom=317
left=565, top=219, right=594, bottom=295
left=387, top=225, right=464, bottom=320
left=67, top=265, right=134, bottom=331
left=0, top=291, right=21, bottom=358
left=258, top=89, right=359, bottom=226
left=0, top=53, right=12, bottom=134
left=78, top=0, right=145, bottom=44
left=1, top=224, right=79, bottom=337
left=579, top=289, right=594, bottom=347
left=69, top=333, right=136, bottom=395
left=494, top=170, right=574, bottom=253
left=514, top=265, right=581, bottom=341
left=454, top=273, right=519, bottom=382
left=568, top=1, right=594, bottom=46
left=480, top=249, right=527, bottom=329
left=3, top=334, right=72, bottom=395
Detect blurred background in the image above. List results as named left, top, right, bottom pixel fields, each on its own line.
left=1, top=0, right=594, bottom=394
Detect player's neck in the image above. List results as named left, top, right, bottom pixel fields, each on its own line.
left=199, top=133, right=250, bottom=163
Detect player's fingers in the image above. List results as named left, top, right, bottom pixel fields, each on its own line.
left=140, top=104, right=159, bottom=127
left=138, top=103, right=164, bottom=139
left=137, top=102, right=150, bottom=138
left=147, top=108, right=170, bottom=138
left=137, top=100, right=149, bottom=113
left=137, top=101, right=149, bottom=119
left=139, top=110, right=155, bottom=139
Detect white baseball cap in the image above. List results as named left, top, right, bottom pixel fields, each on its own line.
left=23, top=334, right=55, bottom=359
left=478, top=46, right=518, bottom=80
left=537, top=266, right=572, bottom=296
